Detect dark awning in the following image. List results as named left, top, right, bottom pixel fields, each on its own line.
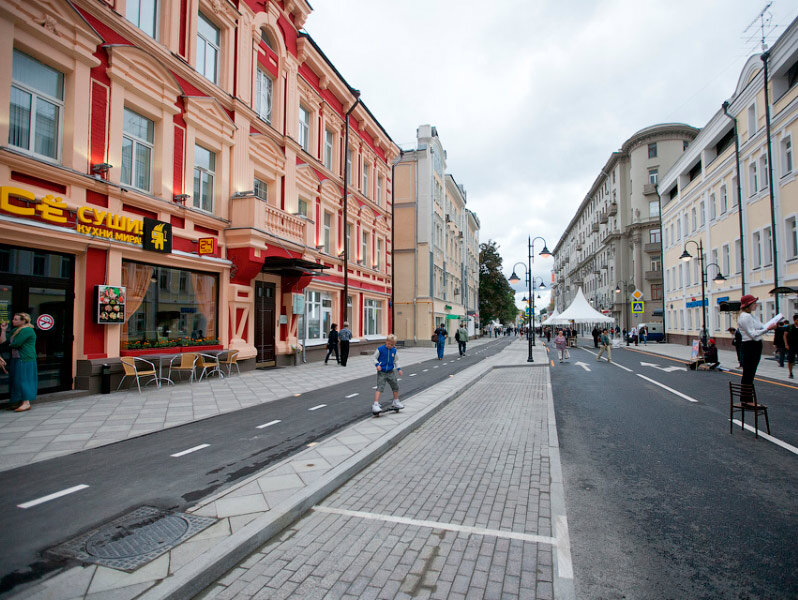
left=260, top=257, right=331, bottom=277
left=769, top=286, right=798, bottom=295
left=651, top=308, right=664, bottom=317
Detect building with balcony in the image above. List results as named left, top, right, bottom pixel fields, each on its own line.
left=0, top=0, right=399, bottom=394
left=660, top=17, right=798, bottom=348
left=552, top=124, right=698, bottom=331
left=393, top=125, right=480, bottom=342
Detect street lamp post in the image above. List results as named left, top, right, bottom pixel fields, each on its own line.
left=509, top=236, right=551, bottom=362
left=680, top=239, right=726, bottom=343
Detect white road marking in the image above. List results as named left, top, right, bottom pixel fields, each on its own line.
left=256, top=420, right=281, bottom=429
left=18, top=484, right=90, bottom=509
left=171, top=444, right=210, bottom=457
left=308, top=404, right=327, bottom=411
left=372, top=386, right=378, bottom=389
left=345, top=393, right=359, bottom=398
left=613, top=362, right=634, bottom=372
left=731, top=420, right=798, bottom=455
left=313, top=505, right=557, bottom=546
left=433, top=366, right=439, bottom=369
left=555, top=515, right=574, bottom=579
left=422, top=369, right=428, bottom=372
left=574, top=361, right=591, bottom=372
left=636, top=374, right=698, bottom=402
left=641, top=361, right=687, bottom=373
left=409, top=373, right=417, bottom=377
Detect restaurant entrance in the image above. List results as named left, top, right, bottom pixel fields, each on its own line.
left=254, top=281, right=276, bottom=365
left=0, top=245, right=75, bottom=398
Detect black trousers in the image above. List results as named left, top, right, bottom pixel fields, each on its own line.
left=325, top=344, right=339, bottom=363
left=458, top=341, right=466, bottom=355
left=741, top=340, right=762, bottom=399
left=340, top=341, right=350, bottom=366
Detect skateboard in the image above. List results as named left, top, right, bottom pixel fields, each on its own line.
left=372, top=403, right=402, bottom=417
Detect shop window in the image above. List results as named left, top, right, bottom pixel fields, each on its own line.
left=364, top=299, right=382, bottom=335
left=121, top=108, right=154, bottom=192
left=256, top=69, right=272, bottom=124
left=9, top=49, right=64, bottom=161
left=196, top=12, right=220, bottom=84
left=121, top=262, right=218, bottom=347
left=305, top=290, right=332, bottom=341
left=126, top=0, right=157, bottom=38
left=193, top=144, right=215, bottom=212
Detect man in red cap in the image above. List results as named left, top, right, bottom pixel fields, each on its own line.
left=737, top=294, right=778, bottom=398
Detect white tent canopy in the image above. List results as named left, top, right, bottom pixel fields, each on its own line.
left=541, top=308, right=560, bottom=326
left=547, top=288, right=614, bottom=324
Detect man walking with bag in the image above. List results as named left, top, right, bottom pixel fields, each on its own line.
left=456, top=322, right=468, bottom=356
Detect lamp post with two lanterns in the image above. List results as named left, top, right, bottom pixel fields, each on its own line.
left=679, top=239, right=726, bottom=343
left=508, top=236, right=551, bottom=362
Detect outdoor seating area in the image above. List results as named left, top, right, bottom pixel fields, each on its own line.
left=116, top=349, right=240, bottom=393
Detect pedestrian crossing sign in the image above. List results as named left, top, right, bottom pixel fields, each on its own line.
left=632, top=301, right=644, bottom=313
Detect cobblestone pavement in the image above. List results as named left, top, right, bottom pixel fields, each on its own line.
left=201, top=361, right=573, bottom=600
left=0, top=338, right=498, bottom=473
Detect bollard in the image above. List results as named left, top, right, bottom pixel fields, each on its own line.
left=101, top=364, right=111, bottom=394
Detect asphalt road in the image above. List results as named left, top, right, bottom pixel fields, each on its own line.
left=0, top=338, right=512, bottom=594
left=550, top=342, right=798, bottom=600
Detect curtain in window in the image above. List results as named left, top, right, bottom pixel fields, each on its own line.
left=192, top=272, right=217, bottom=340
left=122, top=262, right=154, bottom=323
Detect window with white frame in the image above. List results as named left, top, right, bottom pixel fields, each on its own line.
left=747, top=103, right=756, bottom=139
left=9, top=50, right=63, bottom=161
left=346, top=223, right=352, bottom=257
left=121, top=108, right=154, bottom=192
left=376, top=238, right=382, bottom=271
left=346, top=148, right=352, bottom=184
left=324, top=129, right=334, bottom=170
left=196, top=13, right=220, bottom=84
left=699, top=200, right=706, bottom=226
left=193, top=144, right=215, bottom=212
left=722, top=244, right=730, bottom=275
left=786, top=216, right=798, bottom=259
left=782, top=137, right=793, bottom=176
left=305, top=290, right=332, bottom=341
left=126, top=0, right=157, bottom=38
left=687, top=309, right=693, bottom=329
left=254, top=177, right=267, bottom=202
left=256, top=69, right=272, bottom=124
left=735, top=239, right=742, bottom=272
left=648, top=143, right=657, bottom=158
left=363, top=298, right=382, bottom=335
left=720, top=185, right=727, bottom=213
left=297, top=197, right=308, bottom=217
left=731, top=177, right=739, bottom=206
left=711, top=249, right=718, bottom=275
left=298, top=105, right=310, bottom=152
left=651, top=254, right=661, bottom=271
left=676, top=219, right=681, bottom=240
left=362, top=162, right=369, bottom=197
left=691, top=207, right=697, bottom=231
left=693, top=260, right=699, bottom=285
left=649, top=200, right=659, bottom=218
left=648, top=169, right=658, bottom=184
left=323, top=211, right=331, bottom=254
left=749, top=161, right=758, bottom=195
left=361, top=230, right=369, bottom=266
left=376, top=176, right=382, bottom=206
left=760, top=155, right=769, bottom=190
left=763, top=226, right=772, bottom=265
left=752, top=231, right=762, bottom=268
left=709, top=194, right=716, bottom=219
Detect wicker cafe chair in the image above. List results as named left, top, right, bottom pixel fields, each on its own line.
left=729, top=382, right=770, bottom=439
left=116, top=357, right=159, bottom=393
left=168, top=352, right=198, bottom=383
left=219, top=350, right=240, bottom=376
left=197, top=353, right=223, bottom=382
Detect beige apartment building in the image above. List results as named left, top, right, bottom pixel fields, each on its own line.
left=393, top=125, right=480, bottom=342
left=552, top=124, right=698, bottom=331
left=660, top=17, right=798, bottom=348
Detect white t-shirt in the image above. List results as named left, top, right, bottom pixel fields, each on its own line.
left=737, top=312, right=768, bottom=342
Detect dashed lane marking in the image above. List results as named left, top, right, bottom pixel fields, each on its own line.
left=422, top=369, right=428, bottom=372
left=171, top=444, right=210, bottom=457
left=636, top=374, right=698, bottom=402
left=256, top=420, right=281, bottom=429
left=345, top=393, right=359, bottom=398
left=730, top=420, right=798, bottom=455
left=18, top=484, right=90, bottom=509
left=409, top=373, right=417, bottom=377
left=308, top=404, right=327, bottom=411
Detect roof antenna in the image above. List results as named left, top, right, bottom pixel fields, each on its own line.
left=742, top=1, right=774, bottom=52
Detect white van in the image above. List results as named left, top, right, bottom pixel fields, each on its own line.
left=636, top=322, right=664, bottom=342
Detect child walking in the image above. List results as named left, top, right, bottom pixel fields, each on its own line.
left=372, top=334, right=404, bottom=414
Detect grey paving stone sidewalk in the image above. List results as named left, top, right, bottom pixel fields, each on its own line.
left=201, top=358, right=572, bottom=599
left=0, top=339, right=495, bottom=473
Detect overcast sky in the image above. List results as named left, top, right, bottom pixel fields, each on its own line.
left=305, top=0, right=797, bottom=310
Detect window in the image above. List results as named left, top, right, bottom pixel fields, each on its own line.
left=752, top=231, right=762, bottom=268
left=256, top=70, right=272, bottom=124
left=649, top=169, right=658, bottom=184
left=731, top=177, right=739, bottom=206
left=691, top=207, right=697, bottom=231
left=747, top=103, right=756, bottom=139
left=648, top=143, right=657, bottom=158
left=376, top=176, right=383, bottom=206
left=651, top=283, right=662, bottom=301
left=763, top=226, right=772, bottom=265
left=699, top=200, right=705, bottom=226
left=298, top=106, right=310, bottom=152
left=346, top=223, right=352, bottom=257
left=254, top=177, right=267, bottom=202
left=324, top=129, right=334, bottom=170
left=297, top=198, right=308, bottom=217
left=376, top=238, right=382, bottom=271
left=305, top=290, right=332, bottom=341
left=193, top=145, right=215, bottom=212
left=693, top=260, right=699, bottom=285
left=323, top=211, right=332, bottom=254
left=362, top=162, right=369, bottom=197
left=361, top=230, right=369, bottom=266
left=782, top=137, right=793, bottom=176
left=651, top=255, right=661, bottom=271
left=676, top=219, right=681, bottom=240
left=9, top=50, right=63, bottom=160
left=126, top=0, right=157, bottom=38
left=363, top=299, right=382, bottom=336
left=722, top=244, right=730, bottom=275
left=749, top=160, right=758, bottom=195
left=709, top=194, right=716, bottom=220
left=649, top=200, right=659, bottom=218
left=711, top=248, right=718, bottom=273
left=196, top=13, right=220, bottom=84
left=786, top=216, right=798, bottom=259
left=720, top=185, right=727, bottom=213
left=734, top=239, right=742, bottom=273
left=121, top=108, right=154, bottom=192
left=346, top=148, right=352, bottom=184
left=760, top=155, right=769, bottom=190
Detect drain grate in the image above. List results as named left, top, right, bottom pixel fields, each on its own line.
left=47, top=506, right=216, bottom=571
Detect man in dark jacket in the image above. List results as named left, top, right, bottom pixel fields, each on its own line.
left=591, top=326, right=600, bottom=348
left=324, top=323, right=339, bottom=364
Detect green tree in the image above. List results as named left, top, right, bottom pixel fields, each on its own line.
left=479, top=240, right=518, bottom=325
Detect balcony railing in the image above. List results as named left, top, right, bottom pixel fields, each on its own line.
left=264, top=203, right=306, bottom=246
left=608, top=202, right=618, bottom=216
left=644, top=270, right=661, bottom=281
left=644, top=242, right=660, bottom=253
left=599, top=210, right=608, bottom=224
left=591, top=222, right=599, bottom=232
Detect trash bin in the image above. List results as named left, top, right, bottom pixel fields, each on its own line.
left=101, top=364, right=111, bottom=394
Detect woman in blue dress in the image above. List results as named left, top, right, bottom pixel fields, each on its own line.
left=1, top=313, right=38, bottom=412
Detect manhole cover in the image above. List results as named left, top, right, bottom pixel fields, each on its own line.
left=48, top=507, right=216, bottom=572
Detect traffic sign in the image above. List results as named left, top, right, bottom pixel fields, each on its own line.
left=631, top=301, right=644, bottom=314
left=631, top=289, right=643, bottom=301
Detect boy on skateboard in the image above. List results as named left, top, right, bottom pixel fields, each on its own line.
left=372, top=334, right=404, bottom=414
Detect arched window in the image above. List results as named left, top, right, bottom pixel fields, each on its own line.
left=261, top=28, right=275, bottom=51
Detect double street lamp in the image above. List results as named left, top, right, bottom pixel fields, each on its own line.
left=679, top=239, right=726, bottom=343
left=509, top=236, right=551, bottom=362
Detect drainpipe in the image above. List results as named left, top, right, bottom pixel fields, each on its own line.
left=655, top=188, right=666, bottom=339
left=342, top=92, right=360, bottom=326
left=391, top=157, right=396, bottom=334
left=761, top=51, right=780, bottom=314
left=722, top=101, right=746, bottom=295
